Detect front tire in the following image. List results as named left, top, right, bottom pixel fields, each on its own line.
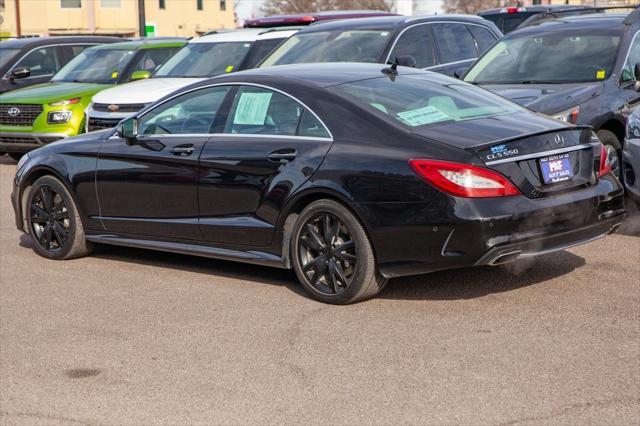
left=25, top=176, right=93, bottom=260
left=597, top=129, right=622, bottom=181
left=291, top=200, right=387, bottom=304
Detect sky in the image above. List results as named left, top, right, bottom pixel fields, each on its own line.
left=233, top=0, right=445, bottom=25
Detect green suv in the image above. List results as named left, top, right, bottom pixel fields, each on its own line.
left=0, top=38, right=185, bottom=160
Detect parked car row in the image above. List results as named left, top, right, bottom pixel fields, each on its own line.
left=4, top=8, right=636, bottom=304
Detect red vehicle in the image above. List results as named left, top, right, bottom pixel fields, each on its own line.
left=244, top=10, right=398, bottom=28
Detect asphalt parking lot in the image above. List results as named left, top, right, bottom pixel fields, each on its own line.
left=0, top=155, right=638, bottom=425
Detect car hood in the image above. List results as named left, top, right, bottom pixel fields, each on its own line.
left=411, top=111, right=570, bottom=150
left=0, top=82, right=111, bottom=104
left=477, top=82, right=604, bottom=115
left=91, top=78, right=205, bottom=104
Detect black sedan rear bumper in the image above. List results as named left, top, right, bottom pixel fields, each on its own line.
left=357, top=174, right=625, bottom=278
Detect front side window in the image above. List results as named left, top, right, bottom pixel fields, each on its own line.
left=138, top=86, right=231, bottom=135
left=242, top=38, right=285, bottom=69
left=260, top=30, right=392, bottom=67
left=388, top=25, right=436, bottom=68
left=155, top=42, right=252, bottom=77
left=225, top=86, right=330, bottom=138
left=129, top=48, right=180, bottom=76
left=467, top=25, right=498, bottom=55
left=0, top=48, right=21, bottom=69
left=432, top=23, right=477, bottom=64
left=13, top=47, right=59, bottom=77
left=622, top=32, right=640, bottom=82
left=331, top=74, right=521, bottom=128
left=52, top=48, right=135, bottom=83
left=465, top=32, right=622, bottom=84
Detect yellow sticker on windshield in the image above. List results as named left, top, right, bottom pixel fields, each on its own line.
left=111, top=72, right=118, bottom=79
left=596, top=70, right=606, bottom=79
left=225, top=65, right=234, bottom=73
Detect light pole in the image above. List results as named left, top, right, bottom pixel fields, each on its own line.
left=138, top=0, right=146, bottom=37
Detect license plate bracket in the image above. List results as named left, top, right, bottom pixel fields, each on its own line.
left=539, top=153, right=573, bottom=184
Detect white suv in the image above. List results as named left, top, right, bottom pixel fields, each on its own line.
left=85, top=28, right=298, bottom=132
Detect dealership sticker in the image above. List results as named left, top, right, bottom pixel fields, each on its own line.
left=233, top=92, right=273, bottom=125
left=396, top=105, right=450, bottom=126
left=596, top=69, right=606, bottom=79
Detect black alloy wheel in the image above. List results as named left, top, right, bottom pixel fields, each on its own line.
left=298, top=211, right=358, bottom=295
left=30, top=185, right=70, bottom=252
left=26, top=176, right=93, bottom=260
left=291, top=200, right=388, bottom=304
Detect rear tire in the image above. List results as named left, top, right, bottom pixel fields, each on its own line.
left=25, top=176, right=93, bottom=260
left=291, top=199, right=387, bottom=304
left=597, top=129, right=622, bottom=181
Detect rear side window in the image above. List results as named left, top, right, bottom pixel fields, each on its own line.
left=225, top=86, right=330, bottom=138
left=503, top=17, right=524, bottom=33
left=388, top=25, right=436, bottom=68
left=432, top=23, right=477, bottom=64
left=467, top=25, right=497, bottom=55
left=13, top=46, right=59, bottom=77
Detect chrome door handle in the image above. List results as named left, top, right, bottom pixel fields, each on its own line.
left=267, top=149, right=297, bottom=162
left=170, top=146, right=194, bottom=156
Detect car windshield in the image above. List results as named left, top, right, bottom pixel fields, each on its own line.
left=330, top=74, right=522, bottom=128
left=259, top=30, right=392, bottom=67
left=154, top=42, right=253, bottom=77
left=52, top=48, right=136, bottom=83
left=0, top=48, right=21, bottom=69
left=465, top=31, right=621, bottom=84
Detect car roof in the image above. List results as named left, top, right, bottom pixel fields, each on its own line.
left=479, top=5, right=592, bottom=15
left=200, top=62, right=437, bottom=89
left=89, top=37, right=187, bottom=50
left=509, top=13, right=627, bottom=35
left=0, top=36, right=123, bottom=49
left=192, top=28, right=298, bottom=44
left=299, top=14, right=495, bottom=33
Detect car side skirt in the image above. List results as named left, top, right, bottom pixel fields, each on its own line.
left=85, top=234, right=288, bottom=269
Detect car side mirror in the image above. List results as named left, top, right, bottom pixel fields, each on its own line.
left=117, top=117, right=138, bottom=144
left=9, top=67, right=30, bottom=81
left=130, top=70, right=151, bottom=81
left=453, top=66, right=470, bottom=79
left=394, top=55, right=417, bottom=68
left=634, top=63, right=640, bottom=91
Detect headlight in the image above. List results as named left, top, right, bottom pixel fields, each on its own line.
left=47, top=110, right=73, bottom=124
left=553, top=106, right=580, bottom=124
left=49, top=97, right=80, bottom=106
left=16, top=153, right=29, bottom=171
left=627, top=113, right=640, bottom=139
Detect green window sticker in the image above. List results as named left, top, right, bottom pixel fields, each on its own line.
left=233, top=92, right=273, bottom=125
left=396, top=105, right=450, bottom=126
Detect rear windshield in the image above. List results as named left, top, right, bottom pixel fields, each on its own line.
left=465, top=31, right=621, bottom=84
left=155, top=42, right=253, bottom=77
left=330, top=74, right=521, bottom=128
left=260, top=30, right=392, bottom=67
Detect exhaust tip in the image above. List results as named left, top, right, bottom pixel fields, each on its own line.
left=488, top=250, right=522, bottom=266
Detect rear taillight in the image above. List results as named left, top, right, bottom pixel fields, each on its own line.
left=598, top=144, right=612, bottom=177
left=409, top=159, right=521, bottom=198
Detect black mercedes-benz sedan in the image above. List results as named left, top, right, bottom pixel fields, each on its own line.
left=11, top=64, right=625, bottom=304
